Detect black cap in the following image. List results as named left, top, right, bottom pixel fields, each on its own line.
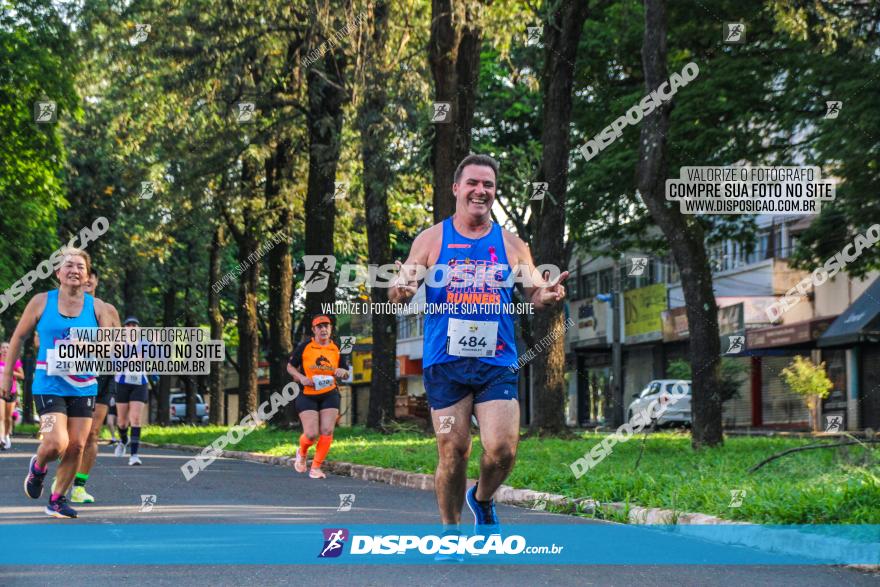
left=123, top=316, right=140, bottom=326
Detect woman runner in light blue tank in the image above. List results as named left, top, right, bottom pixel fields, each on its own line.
left=1, top=249, right=117, bottom=518
left=389, top=154, right=569, bottom=542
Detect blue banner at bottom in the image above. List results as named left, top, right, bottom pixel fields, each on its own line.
left=4, top=524, right=878, bottom=565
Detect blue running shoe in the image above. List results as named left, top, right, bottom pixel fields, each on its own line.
left=466, top=484, right=500, bottom=535
left=434, top=527, right=465, bottom=562
left=45, top=495, right=78, bottom=519
left=24, top=456, right=47, bottom=499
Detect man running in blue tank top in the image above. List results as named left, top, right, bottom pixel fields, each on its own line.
left=0, top=248, right=117, bottom=518
left=389, top=154, right=568, bottom=538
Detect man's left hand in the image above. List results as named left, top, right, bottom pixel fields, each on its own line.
left=533, top=270, right=569, bottom=306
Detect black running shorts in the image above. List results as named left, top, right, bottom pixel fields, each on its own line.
left=95, top=375, right=117, bottom=406
left=116, top=383, right=148, bottom=403
left=34, top=394, right=96, bottom=418
left=294, top=389, right=341, bottom=413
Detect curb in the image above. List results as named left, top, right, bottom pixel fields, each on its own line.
left=146, top=441, right=878, bottom=568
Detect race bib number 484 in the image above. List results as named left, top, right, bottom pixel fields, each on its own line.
left=446, top=318, right=498, bottom=358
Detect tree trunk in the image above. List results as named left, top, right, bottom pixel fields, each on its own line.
left=303, top=46, right=347, bottom=320
left=358, top=0, right=398, bottom=429
left=122, top=265, right=142, bottom=319
left=637, top=0, right=722, bottom=448
left=157, top=285, right=175, bottom=426
left=266, top=140, right=294, bottom=427
left=236, top=215, right=260, bottom=420
left=528, top=0, right=589, bottom=433
left=429, top=0, right=483, bottom=223
left=208, top=223, right=225, bottom=424
left=183, top=375, right=197, bottom=425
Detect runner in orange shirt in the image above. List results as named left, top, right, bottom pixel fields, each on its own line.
left=286, top=315, right=349, bottom=479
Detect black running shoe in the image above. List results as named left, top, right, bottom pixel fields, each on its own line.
left=45, top=495, right=78, bottom=519
left=24, top=456, right=47, bottom=499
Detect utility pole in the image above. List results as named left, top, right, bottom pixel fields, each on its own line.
left=611, top=254, right=624, bottom=427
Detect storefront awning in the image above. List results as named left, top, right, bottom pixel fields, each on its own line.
left=818, top=278, right=880, bottom=347
left=747, top=316, right=836, bottom=350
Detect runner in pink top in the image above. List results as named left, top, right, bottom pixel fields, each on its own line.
left=0, top=341, right=25, bottom=449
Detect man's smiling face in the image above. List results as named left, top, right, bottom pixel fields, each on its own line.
left=453, top=164, right=496, bottom=219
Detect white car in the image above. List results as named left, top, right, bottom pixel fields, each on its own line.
left=170, top=393, right=209, bottom=424
left=627, top=379, right=691, bottom=427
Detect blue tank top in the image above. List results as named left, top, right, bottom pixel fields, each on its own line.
left=423, top=217, right=517, bottom=368
left=33, top=289, right=98, bottom=396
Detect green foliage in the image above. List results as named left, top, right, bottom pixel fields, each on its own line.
left=666, top=358, right=691, bottom=380
left=781, top=356, right=833, bottom=402
left=569, top=0, right=774, bottom=256
left=766, top=1, right=880, bottom=276
left=668, top=357, right=747, bottom=403
left=0, top=1, right=81, bottom=311
left=717, top=358, right=749, bottom=403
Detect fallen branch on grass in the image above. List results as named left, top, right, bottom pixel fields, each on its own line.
left=748, top=439, right=880, bottom=473
left=633, top=421, right=658, bottom=471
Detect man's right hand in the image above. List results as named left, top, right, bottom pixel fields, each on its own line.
left=393, top=260, right=419, bottom=300
left=300, top=376, right=314, bottom=387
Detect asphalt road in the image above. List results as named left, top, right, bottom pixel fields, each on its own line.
left=0, top=437, right=876, bottom=586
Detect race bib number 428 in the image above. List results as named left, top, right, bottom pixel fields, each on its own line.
left=446, top=318, right=498, bottom=358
